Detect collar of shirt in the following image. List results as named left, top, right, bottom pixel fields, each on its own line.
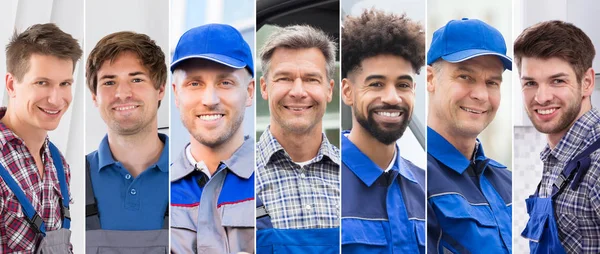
left=427, top=127, right=505, bottom=174
left=185, top=144, right=212, bottom=179
left=540, top=107, right=600, bottom=163
left=341, top=130, right=416, bottom=187
left=256, top=126, right=340, bottom=167
left=0, top=107, right=49, bottom=150
left=97, top=133, right=169, bottom=173
left=171, top=135, right=255, bottom=181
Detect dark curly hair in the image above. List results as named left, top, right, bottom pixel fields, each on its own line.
left=342, top=9, right=425, bottom=79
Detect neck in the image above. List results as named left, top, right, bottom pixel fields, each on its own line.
left=428, top=118, right=475, bottom=160
left=547, top=101, right=592, bottom=149
left=270, top=122, right=322, bottom=162
left=348, top=122, right=395, bottom=170
left=2, top=105, right=47, bottom=157
left=189, top=128, right=245, bottom=175
left=107, top=122, right=163, bottom=177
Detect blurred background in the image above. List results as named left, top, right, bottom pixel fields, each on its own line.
left=0, top=0, right=84, bottom=251
left=85, top=0, right=170, bottom=152
left=256, top=0, right=340, bottom=148
left=170, top=0, right=255, bottom=160
left=513, top=0, right=600, bottom=252
left=341, top=0, right=426, bottom=169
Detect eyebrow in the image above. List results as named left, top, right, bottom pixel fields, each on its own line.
left=521, top=72, right=569, bottom=81
left=456, top=66, right=503, bottom=82
left=364, top=74, right=414, bottom=83
left=99, top=71, right=146, bottom=80
left=34, top=77, right=74, bottom=83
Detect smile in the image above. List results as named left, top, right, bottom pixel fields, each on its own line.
left=376, top=111, right=402, bottom=117
left=39, top=107, right=60, bottom=115
left=536, top=108, right=558, bottom=115
left=113, top=105, right=138, bottom=111
left=284, top=106, right=312, bottom=111
left=460, top=106, right=486, bottom=114
left=198, top=114, right=224, bottom=121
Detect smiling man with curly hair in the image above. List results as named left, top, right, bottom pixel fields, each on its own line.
left=340, top=9, right=426, bottom=253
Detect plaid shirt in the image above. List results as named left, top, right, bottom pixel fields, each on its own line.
left=0, top=108, right=71, bottom=253
left=256, top=127, right=340, bottom=229
left=538, top=108, right=600, bottom=254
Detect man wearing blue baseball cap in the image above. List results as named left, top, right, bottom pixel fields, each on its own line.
left=426, top=18, right=513, bottom=253
left=170, top=23, right=255, bottom=253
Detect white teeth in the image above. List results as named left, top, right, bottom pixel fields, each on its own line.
left=115, top=106, right=136, bottom=111
left=537, top=108, right=557, bottom=115
left=40, top=108, right=59, bottom=115
left=198, top=114, right=223, bottom=121
left=376, top=111, right=400, bottom=117
left=287, top=107, right=306, bottom=111
left=461, top=107, right=483, bottom=114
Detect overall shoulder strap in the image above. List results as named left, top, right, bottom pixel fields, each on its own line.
left=553, top=138, right=600, bottom=195
left=48, top=142, right=70, bottom=229
left=256, top=197, right=273, bottom=229
left=85, top=154, right=101, bottom=230
left=0, top=160, right=46, bottom=235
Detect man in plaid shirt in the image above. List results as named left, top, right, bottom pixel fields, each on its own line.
left=516, top=21, right=600, bottom=253
left=256, top=25, right=340, bottom=252
left=0, top=23, right=82, bottom=253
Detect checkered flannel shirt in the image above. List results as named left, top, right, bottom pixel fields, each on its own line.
left=256, top=127, right=340, bottom=229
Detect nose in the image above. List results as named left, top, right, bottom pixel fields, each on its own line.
left=470, top=82, right=489, bottom=102
left=202, top=84, right=220, bottom=107
left=115, top=81, right=133, bottom=100
left=534, top=83, right=553, bottom=105
left=381, top=83, right=402, bottom=105
left=288, top=78, right=308, bottom=98
left=47, top=85, right=62, bottom=106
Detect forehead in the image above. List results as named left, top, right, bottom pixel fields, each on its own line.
left=268, top=47, right=327, bottom=74
left=519, top=57, right=576, bottom=78
left=354, top=54, right=415, bottom=79
left=23, top=53, right=74, bottom=80
left=98, top=51, right=147, bottom=74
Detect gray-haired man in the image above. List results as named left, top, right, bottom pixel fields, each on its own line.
left=255, top=25, right=340, bottom=253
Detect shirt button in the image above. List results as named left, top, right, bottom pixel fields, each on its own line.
left=305, top=204, right=312, bottom=210
left=125, top=174, right=131, bottom=180
left=300, top=173, right=306, bottom=178
left=130, top=189, right=137, bottom=195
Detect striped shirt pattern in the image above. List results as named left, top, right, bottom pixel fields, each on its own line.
left=256, top=128, right=340, bottom=229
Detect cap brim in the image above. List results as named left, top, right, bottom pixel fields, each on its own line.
left=442, top=49, right=513, bottom=71
left=170, top=54, right=247, bottom=72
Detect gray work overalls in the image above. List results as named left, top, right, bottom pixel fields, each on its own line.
left=85, top=157, right=169, bottom=254
left=0, top=142, right=72, bottom=253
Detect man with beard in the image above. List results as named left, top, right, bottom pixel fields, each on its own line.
left=340, top=10, right=425, bottom=253
left=515, top=21, right=600, bottom=254
left=85, top=32, right=169, bottom=252
left=169, top=24, right=255, bottom=254
left=255, top=25, right=340, bottom=253
left=426, top=18, right=513, bottom=253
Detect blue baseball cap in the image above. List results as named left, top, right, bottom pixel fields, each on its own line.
left=171, top=23, right=254, bottom=76
left=427, top=18, right=512, bottom=70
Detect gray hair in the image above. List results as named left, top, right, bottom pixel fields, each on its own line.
left=259, top=25, right=337, bottom=80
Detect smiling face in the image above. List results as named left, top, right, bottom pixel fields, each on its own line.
left=92, top=51, right=165, bottom=135
left=342, top=54, right=415, bottom=145
left=428, top=55, right=503, bottom=138
left=6, top=53, right=73, bottom=131
left=173, top=59, right=253, bottom=148
left=520, top=57, right=592, bottom=135
left=260, top=47, right=334, bottom=134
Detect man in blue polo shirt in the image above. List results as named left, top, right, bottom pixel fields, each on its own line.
left=84, top=31, right=169, bottom=252
left=340, top=9, right=426, bottom=253
left=170, top=24, right=255, bottom=253
left=426, top=18, right=513, bottom=253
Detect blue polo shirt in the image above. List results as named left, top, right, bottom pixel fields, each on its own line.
left=427, top=127, right=512, bottom=253
left=86, top=133, right=169, bottom=230
left=341, top=131, right=425, bottom=253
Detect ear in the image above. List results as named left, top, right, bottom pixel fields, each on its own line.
left=172, top=83, right=180, bottom=109
left=157, top=82, right=166, bottom=100
left=426, top=65, right=436, bottom=93
left=5, top=73, right=17, bottom=98
left=341, top=78, right=354, bottom=106
left=246, top=79, right=255, bottom=107
left=582, top=67, right=595, bottom=97
left=326, top=79, right=334, bottom=103
left=260, top=76, right=268, bottom=100
left=91, top=91, right=99, bottom=107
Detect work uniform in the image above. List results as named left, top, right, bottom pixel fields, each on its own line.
left=341, top=132, right=425, bottom=253
left=522, top=108, right=600, bottom=254
left=85, top=133, right=169, bottom=253
left=256, top=128, right=340, bottom=253
left=427, top=127, right=512, bottom=253
left=171, top=136, right=255, bottom=254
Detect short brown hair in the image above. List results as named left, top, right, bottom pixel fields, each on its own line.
left=86, top=31, right=166, bottom=95
left=342, top=9, right=425, bottom=78
left=514, top=20, right=595, bottom=81
left=6, top=23, right=82, bottom=82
